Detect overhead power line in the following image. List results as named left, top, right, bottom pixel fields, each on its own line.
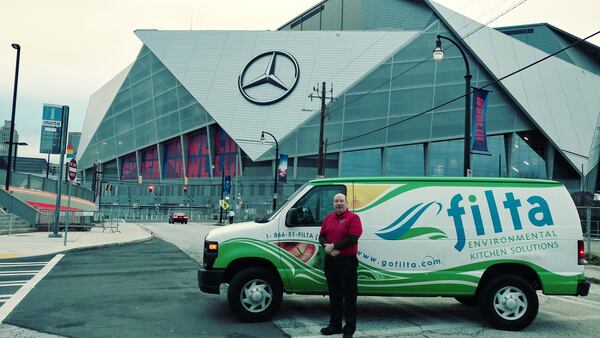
left=328, top=29, right=600, bottom=146
left=323, top=0, right=529, bottom=121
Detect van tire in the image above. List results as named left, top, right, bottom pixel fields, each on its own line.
left=478, top=276, right=538, bottom=331
left=455, top=296, right=477, bottom=306
left=227, top=267, right=283, bottom=322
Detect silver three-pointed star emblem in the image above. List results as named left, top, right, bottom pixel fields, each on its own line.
left=238, top=50, right=300, bottom=105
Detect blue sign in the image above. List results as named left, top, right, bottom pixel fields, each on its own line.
left=224, top=175, right=232, bottom=194
left=40, top=104, right=64, bottom=154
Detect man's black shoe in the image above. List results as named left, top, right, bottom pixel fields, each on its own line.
left=342, top=332, right=353, bottom=338
left=320, top=326, right=343, bottom=335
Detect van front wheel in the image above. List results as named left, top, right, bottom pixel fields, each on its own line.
left=227, top=267, right=283, bottom=322
left=478, top=276, right=538, bottom=331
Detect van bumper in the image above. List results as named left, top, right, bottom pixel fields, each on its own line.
left=577, top=280, right=590, bottom=296
left=198, top=267, right=225, bottom=294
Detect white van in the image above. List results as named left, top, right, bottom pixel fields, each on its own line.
left=198, top=177, right=590, bottom=331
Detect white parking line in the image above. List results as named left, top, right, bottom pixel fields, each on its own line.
left=550, top=295, right=600, bottom=310
left=587, top=288, right=600, bottom=295
left=0, top=254, right=63, bottom=323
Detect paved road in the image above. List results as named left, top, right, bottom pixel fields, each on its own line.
left=3, top=238, right=285, bottom=338
left=146, top=222, right=600, bottom=337
left=3, top=222, right=600, bottom=337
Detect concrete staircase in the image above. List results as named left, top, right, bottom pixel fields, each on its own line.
left=0, top=212, right=35, bottom=235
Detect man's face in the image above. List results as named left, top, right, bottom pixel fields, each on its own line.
left=333, top=194, right=348, bottom=215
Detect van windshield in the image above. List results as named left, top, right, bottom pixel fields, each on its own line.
left=255, top=182, right=309, bottom=223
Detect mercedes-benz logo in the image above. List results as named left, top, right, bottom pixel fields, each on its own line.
left=238, top=50, right=300, bottom=105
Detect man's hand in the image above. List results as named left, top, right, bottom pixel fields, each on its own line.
left=324, top=243, right=334, bottom=253
left=330, top=250, right=340, bottom=257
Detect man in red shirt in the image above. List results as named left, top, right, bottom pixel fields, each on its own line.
left=319, top=193, right=363, bottom=338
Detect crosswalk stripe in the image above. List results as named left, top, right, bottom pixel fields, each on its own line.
left=0, top=262, right=48, bottom=267
left=0, top=283, right=26, bottom=288
left=0, top=281, right=27, bottom=285
left=0, top=271, right=41, bottom=275
left=0, top=254, right=64, bottom=323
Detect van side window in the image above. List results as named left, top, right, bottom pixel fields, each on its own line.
left=286, top=185, right=346, bottom=227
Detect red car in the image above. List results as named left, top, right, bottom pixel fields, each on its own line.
left=169, top=212, right=188, bottom=224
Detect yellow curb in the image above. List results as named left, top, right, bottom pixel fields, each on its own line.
left=0, top=253, right=21, bottom=259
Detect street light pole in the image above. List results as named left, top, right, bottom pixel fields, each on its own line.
left=219, top=164, right=224, bottom=223
left=6, top=43, right=21, bottom=191
left=433, top=35, right=472, bottom=177
left=12, top=142, right=27, bottom=171
left=3, top=141, right=27, bottom=172
left=260, top=131, right=279, bottom=212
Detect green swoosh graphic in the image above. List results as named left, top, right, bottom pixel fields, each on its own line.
left=214, top=238, right=582, bottom=295
left=394, top=227, right=448, bottom=240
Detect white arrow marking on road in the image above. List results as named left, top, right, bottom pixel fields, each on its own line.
left=0, top=254, right=64, bottom=323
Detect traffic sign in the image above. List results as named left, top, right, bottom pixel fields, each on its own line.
left=220, top=201, right=230, bottom=210
left=68, top=159, right=77, bottom=181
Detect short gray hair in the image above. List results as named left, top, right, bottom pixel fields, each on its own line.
left=333, top=193, right=347, bottom=201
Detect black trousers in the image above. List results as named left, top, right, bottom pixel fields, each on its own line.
left=324, top=255, right=358, bottom=334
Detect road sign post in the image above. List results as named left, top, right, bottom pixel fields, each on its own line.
left=50, top=105, right=69, bottom=238
left=64, top=159, right=77, bottom=246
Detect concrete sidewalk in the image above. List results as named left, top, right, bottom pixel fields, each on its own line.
left=0, top=222, right=153, bottom=259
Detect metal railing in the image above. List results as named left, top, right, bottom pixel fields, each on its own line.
left=577, top=206, right=600, bottom=238
left=0, top=188, right=40, bottom=225
left=0, top=169, right=94, bottom=202
left=37, top=209, right=95, bottom=229
left=96, top=206, right=216, bottom=222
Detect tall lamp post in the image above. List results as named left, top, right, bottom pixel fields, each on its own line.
left=5, top=43, right=21, bottom=191
left=260, top=131, right=279, bottom=212
left=433, top=35, right=472, bottom=177
left=212, top=162, right=225, bottom=223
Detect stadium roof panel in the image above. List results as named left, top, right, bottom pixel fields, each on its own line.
left=429, top=0, right=600, bottom=174
left=134, top=29, right=418, bottom=160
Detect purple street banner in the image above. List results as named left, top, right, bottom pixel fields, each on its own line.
left=471, top=88, right=490, bottom=153
left=278, top=154, right=288, bottom=183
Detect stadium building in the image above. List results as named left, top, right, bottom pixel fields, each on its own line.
left=78, top=0, right=600, bottom=217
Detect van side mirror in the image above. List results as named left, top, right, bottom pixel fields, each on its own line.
left=286, top=208, right=300, bottom=226
left=286, top=207, right=315, bottom=226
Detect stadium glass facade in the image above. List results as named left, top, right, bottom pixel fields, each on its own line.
left=79, top=0, right=599, bottom=219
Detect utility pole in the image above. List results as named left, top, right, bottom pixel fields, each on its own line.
left=309, top=82, right=333, bottom=178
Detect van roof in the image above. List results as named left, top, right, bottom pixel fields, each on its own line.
left=310, top=176, right=561, bottom=186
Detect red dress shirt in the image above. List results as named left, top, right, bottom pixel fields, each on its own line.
left=320, top=209, right=363, bottom=256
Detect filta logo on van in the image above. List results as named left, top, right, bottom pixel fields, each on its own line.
left=376, top=190, right=555, bottom=253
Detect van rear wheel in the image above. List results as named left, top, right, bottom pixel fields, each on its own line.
left=227, top=267, right=283, bottom=322
left=478, top=276, right=538, bottom=331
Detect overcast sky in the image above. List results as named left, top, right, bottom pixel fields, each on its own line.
left=0, top=0, right=598, bottom=159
